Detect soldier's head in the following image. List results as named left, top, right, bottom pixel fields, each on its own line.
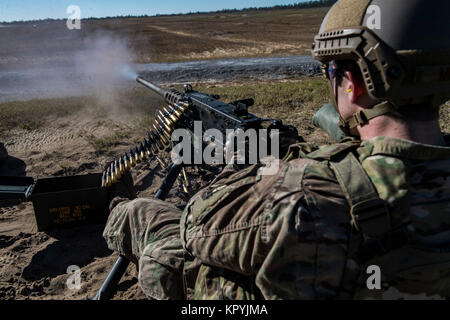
left=312, top=0, right=450, bottom=137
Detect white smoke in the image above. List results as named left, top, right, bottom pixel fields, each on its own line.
left=72, top=32, right=136, bottom=108
left=0, top=31, right=137, bottom=107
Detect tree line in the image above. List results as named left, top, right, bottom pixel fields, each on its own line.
left=1, top=0, right=337, bottom=24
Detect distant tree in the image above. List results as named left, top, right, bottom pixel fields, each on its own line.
left=0, top=0, right=337, bottom=24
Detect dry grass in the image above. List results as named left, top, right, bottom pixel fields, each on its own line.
left=193, top=78, right=330, bottom=137
left=0, top=88, right=163, bottom=140
left=0, top=78, right=332, bottom=148
left=0, top=97, right=88, bottom=135
left=0, top=7, right=328, bottom=67
left=1, top=79, right=448, bottom=149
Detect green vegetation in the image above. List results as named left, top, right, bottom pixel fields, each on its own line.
left=0, top=88, right=162, bottom=139
left=0, top=96, right=88, bottom=135
left=19, top=121, right=42, bottom=131
left=193, top=78, right=330, bottom=131
left=1, top=79, right=448, bottom=149
left=83, top=130, right=131, bottom=156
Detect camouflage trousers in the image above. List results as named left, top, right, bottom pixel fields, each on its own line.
left=103, top=198, right=262, bottom=300
left=103, top=198, right=186, bottom=300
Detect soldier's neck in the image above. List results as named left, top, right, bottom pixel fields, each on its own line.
left=358, top=115, right=447, bottom=146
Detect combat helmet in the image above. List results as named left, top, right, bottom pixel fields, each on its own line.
left=312, top=0, right=450, bottom=134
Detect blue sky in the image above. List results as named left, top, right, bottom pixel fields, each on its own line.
left=0, top=0, right=309, bottom=22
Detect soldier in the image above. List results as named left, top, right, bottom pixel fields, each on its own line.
left=103, top=0, right=450, bottom=300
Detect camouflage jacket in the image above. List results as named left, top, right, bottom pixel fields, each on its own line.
left=181, top=136, right=450, bottom=299
left=104, top=136, right=450, bottom=300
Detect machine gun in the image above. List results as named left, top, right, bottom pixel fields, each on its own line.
left=91, top=77, right=297, bottom=300
left=101, top=77, right=293, bottom=189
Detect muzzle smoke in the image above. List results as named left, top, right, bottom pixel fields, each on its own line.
left=0, top=31, right=138, bottom=107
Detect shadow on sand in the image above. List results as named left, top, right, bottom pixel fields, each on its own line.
left=22, top=224, right=112, bottom=281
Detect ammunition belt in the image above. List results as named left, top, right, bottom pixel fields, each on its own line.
left=102, top=102, right=190, bottom=188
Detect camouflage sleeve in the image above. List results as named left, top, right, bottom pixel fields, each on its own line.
left=182, top=152, right=352, bottom=300
left=181, top=158, right=318, bottom=299
left=103, top=198, right=185, bottom=300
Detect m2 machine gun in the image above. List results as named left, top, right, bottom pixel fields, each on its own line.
left=91, top=77, right=297, bottom=300
left=101, top=77, right=292, bottom=189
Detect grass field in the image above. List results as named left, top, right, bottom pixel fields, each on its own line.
left=1, top=79, right=449, bottom=158
left=0, top=7, right=328, bottom=67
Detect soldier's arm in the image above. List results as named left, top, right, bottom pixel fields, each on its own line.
left=182, top=157, right=350, bottom=299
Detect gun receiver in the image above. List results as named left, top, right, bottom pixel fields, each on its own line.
left=101, top=77, right=282, bottom=188
left=136, top=76, right=261, bottom=133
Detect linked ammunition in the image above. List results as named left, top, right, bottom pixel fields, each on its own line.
left=150, top=130, right=164, bottom=150
left=139, top=143, right=146, bottom=161
left=111, top=162, right=117, bottom=183
left=101, top=171, right=106, bottom=188
left=101, top=88, right=190, bottom=187
left=134, top=146, right=141, bottom=163
left=158, top=110, right=175, bottom=127
left=119, top=156, right=124, bottom=174
left=153, top=124, right=170, bottom=145
left=147, top=134, right=159, bottom=154
left=124, top=153, right=131, bottom=170
left=143, top=138, right=153, bottom=157
left=106, top=167, right=112, bottom=187
left=163, top=106, right=179, bottom=123
left=114, top=160, right=120, bottom=180
left=129, top=149, right=136, bottom=167
left=166, top=104, right=182, bottom=118
left=156, top=113, right=174, bottom=133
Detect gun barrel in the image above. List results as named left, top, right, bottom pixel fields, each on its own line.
left=136, top=76, right=167, bottom=97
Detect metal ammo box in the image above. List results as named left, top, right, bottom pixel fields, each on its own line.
left=0, top=173, right=109, bottom=231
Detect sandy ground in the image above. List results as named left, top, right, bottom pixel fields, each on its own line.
left=0, top=105, right=223, bottom=300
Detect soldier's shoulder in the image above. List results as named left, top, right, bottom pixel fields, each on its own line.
left=285, top=138, right=360, bottom=161
left=358, top=136, right=450, bottom=162
left=307, top=140, right=360, bottom=161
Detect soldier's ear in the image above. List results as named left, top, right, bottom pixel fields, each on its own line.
left=344, top=71, right=364, bottom=103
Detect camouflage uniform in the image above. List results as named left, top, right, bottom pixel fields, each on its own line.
left=103, top=135, right=450, bottom=300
